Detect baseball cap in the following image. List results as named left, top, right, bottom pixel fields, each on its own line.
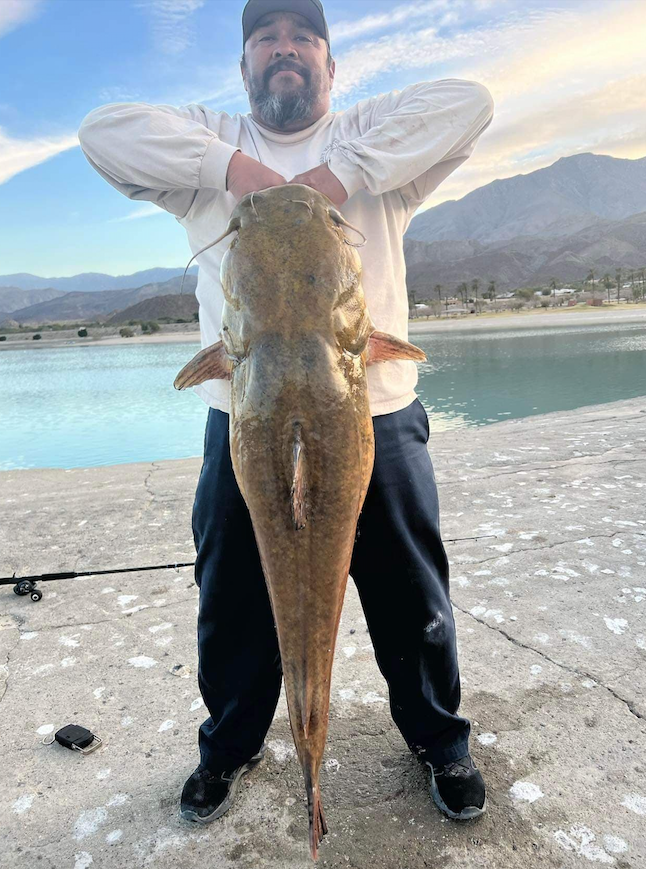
left=242, top=0, right=330, bottom=48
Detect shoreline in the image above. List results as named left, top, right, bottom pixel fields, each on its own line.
left=1, top=304, right=645, bottom=351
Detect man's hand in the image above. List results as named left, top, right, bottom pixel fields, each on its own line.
left=288, top=164, right=348, bottom=208
left=226, top=151, right=286, bottom=202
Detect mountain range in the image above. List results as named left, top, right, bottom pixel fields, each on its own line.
left=3, top=152, right=646, bottom=318
left=0, top=266, right=198, bottom=294
left=2, top=275, right=197, bottom=324
left=404, top=152, right=646, bottom=291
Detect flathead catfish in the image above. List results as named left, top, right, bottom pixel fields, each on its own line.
left=174, top=183, right=425, bottom=860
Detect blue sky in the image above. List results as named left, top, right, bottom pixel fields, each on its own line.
left=1, top=0, right=644, bottom=278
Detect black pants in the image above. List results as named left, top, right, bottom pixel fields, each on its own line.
left=192, top=398, right=471, bottom=772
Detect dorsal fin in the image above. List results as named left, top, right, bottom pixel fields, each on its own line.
left=291, top=423, right=307, bottom=531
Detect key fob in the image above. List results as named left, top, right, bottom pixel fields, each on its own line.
left=45, top=724, right=102, bottom=754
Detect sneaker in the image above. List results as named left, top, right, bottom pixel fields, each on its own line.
left=426, top=753, right=486, bottom=820
left=179, top=745, right=266, bottom=824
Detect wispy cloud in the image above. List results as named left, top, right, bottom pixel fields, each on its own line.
left=110, top=203, right=167, bottom=222
left=137, top=0, right=206, bottom=56
left=0, top=0, right=42, bottom=39
left=0, top=128, right=78, bottom=185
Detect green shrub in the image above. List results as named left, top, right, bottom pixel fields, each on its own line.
left=77, top=328, right=88, bottom=338
left=0, top=336, right=6, bottom=341
left=32, top=333, right=42, bottom=340
left=119, top=327, right=135, bottom=338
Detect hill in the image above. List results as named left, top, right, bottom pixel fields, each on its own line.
left=0, top=266, right=198, bottom=294
left=0, top=286, right=67, bottom=313
left=404, top=210, right=646, bottom=293
left=8, top=275, right=198, bottom=324
left=107, top=293, right=198, bottom=324
left=406, top=153, right=646, bottom=245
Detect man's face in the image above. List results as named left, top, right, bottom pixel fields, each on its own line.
left=241, top=11, right=334, bottom=130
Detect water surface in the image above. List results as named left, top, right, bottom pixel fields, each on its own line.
left=1, top=322, right=644, bottom=469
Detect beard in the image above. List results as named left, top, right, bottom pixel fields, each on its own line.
left=245, top=59, right=324, bottom=128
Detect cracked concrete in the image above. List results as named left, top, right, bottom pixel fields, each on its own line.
left=0, top=396, right=645, bottom=868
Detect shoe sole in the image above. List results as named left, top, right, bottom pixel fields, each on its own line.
left=429, top=766, right=487, bottom=821
left=179, top=750, right=265, bottom=824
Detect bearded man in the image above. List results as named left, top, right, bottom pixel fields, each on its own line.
left=78, top=0, right=494, bottom=828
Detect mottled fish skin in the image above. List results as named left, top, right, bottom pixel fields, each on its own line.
left=175, top=184, right=425, bottom=860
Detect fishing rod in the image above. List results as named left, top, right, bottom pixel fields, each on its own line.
left=1, top=535, right=497, bottom=598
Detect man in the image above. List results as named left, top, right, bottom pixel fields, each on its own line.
left=78, top=0, right=493, bottom=829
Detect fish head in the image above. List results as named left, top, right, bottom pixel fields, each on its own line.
left=220, top=184, right=368, bottom=344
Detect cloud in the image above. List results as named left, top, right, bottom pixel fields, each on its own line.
left=137, top=0, right=206, bottom=56
left=110, top=204, right=167, bottom=222
left=0, top=0, right=42, bottom=39
left=0, top=128, right=78, bottom=185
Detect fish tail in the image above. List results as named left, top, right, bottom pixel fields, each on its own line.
left=291, top=422, right=307, bottom=530
left=305, top=770, right=328, bottom=861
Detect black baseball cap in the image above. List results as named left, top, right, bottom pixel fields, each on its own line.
left=242, top=0, right=330, bottom=48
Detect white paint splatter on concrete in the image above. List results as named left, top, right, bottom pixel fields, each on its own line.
left=106, top=793, right=130, bottom=807
left=154, top=636, right=173, bottom=646
left=101, top=588, right=115, bottom=594
left=20, top=632, right=38, bottom=641
left=117, top=595, right=138, bottom=607
left=37, top=724, right=54, bottom=735
left=553, top=825, right=615, bottom=864
left=149, top=622, right=173, bottom=633
left=268, top=739, right=296, bottom=762
left=470, top=605, right=505, bottom=623
left=190, top=697, right=204, bottom=712
left=122, top=604, right=149, bottom=615
left=59, top=634, right=81, bottom=647
left=121, top=716, right=134, bottom=727
left=93, top=686, right=106, bottom=699
left=603, top=617, right=628, bottom=635
left=602, top=835, right=628, bottom=854
left=97, top=769, right=111, bottom=780
left=509, top=781, right=544, bottom=802
left=106, top=830, right=123, bottom=844
left=74, top=852, right=93, bottom=869
left=533, top=633, right=550, bottom=644
left=128, top=656, right=157, bottom=669
left=342, top=646, right=356, bottom=658
left=158, top=719, right=174, bottom=733
left=362, top=691, right=387, bottom=704
left=476, top=732, right=497, bottom=746
left=325, top=758, right=340, bottom=773
left=338, top=688, right=355, bottom=701
left=530, top=665, right=543, bottom=676
left=74, top=807, right=109, bottom=840
left=12, top=794, right=35, bottom=814
left=61, top=657, right=77, bottom=667
left=581, top=679, right=597, bottom=688
left=621, top=792, right=646, bottom=815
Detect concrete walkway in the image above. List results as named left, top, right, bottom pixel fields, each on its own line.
left=1, top=397, right=645, bottom=868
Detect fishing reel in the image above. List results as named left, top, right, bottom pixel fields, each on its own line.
left=13, top=578, right=42, bottom=602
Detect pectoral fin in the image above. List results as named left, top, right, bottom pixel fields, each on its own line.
left=174, top=340, right=232, bottom=389
left=365, top=330, right=426, bottom=364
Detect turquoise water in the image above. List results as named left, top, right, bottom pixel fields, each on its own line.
left=1, top=322, right=645, bottom=470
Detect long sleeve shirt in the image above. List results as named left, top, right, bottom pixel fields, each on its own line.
left=78, top=79, right=494, bottom=416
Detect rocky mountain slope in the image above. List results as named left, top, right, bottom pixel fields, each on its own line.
left=8, top=275, right=198, bottom=324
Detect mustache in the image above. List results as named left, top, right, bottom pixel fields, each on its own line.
left=265, top=60, right=310, bottom=86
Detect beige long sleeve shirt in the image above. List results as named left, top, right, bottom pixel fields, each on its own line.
left=78, top=79, right=493, bottom=415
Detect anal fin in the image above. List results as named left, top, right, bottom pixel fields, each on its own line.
left=291, top=423, right=307, bottom=530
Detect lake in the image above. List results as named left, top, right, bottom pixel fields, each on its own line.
left=1, top=321, right=645, bottom=470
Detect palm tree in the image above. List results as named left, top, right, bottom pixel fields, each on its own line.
left=615, top=268, right=622, bottom=303
left=457, top=282, right=468, bottom=307
left=471, top=278, right=480, bottom=313
left=486, top=280, right=497, bottom=307
left=586, top=269, right=596, bottom=297
left=550, top=277, right=557, bottom=301
left=603, top=274, right=612, bottom=303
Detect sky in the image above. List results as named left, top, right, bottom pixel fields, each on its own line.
left=0, top=0, right=645, bottom=278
